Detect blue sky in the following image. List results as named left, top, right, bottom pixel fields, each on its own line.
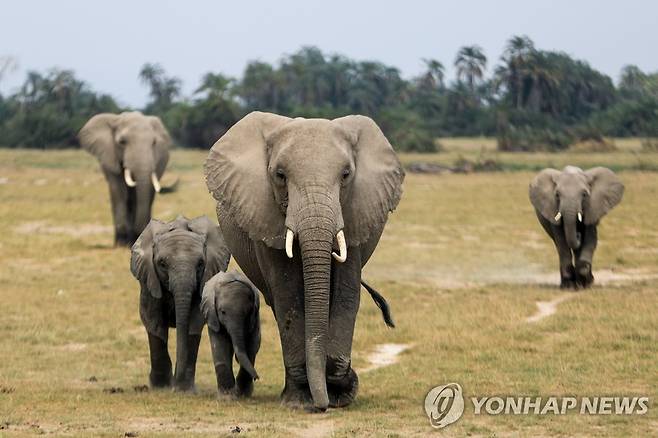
left=1, top=0, right=656, bottom=107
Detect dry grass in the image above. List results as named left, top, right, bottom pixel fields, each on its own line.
left=0, top=147, right=657, bottom=437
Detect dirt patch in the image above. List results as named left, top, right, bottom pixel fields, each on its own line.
left=55, top=342, right=87, bottom=352
left=15, top=221, right=112, bottom=238
left=526, top=294, right=574, bottom=323
left=123, top=418, right=261, bottom=435
left=288, top=420, right=335, bottom=438
left=358, top=343, right=411, bottom=374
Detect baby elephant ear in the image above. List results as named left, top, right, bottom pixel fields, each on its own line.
left=200, top=273, right=222, bottom=332
left=130, top=219, right=166, bottom=298
left=529, top=168, right=562, bottom=224
left=78, top=113, right=121, bottom=174
left=188, top=216, right=231, bottom=285
left=332, top=115, right=405, bottom=247
left=204, top=111, right=292, bottom=249
left=584, top=167, right=624, bottom=225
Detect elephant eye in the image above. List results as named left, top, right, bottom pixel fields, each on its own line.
left=275, top=169, right=286, bottom=182
left=152, top=139, right=157, bottom=147
left=118, top=137, right=127, bottom=146
left=158, top=258, right=167, bottom=268
left=342, top=168, right=351, bottom=180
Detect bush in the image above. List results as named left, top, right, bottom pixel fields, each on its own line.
left=377, top=107, right=438, bottom=153
left=496, top=110, right=573, bottom=151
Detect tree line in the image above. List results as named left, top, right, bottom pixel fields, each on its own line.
left=0, top=36, right=656, bottom=152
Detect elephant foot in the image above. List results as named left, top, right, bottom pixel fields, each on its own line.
left=235, top=371, right=254, bottom=398
left=576, top=261, right=594, bottom=289
left=560, top=265, right=578, bottom=290
left=327, top=367, right=359, bottom=408
left=173, top=374, right=196, bottom=393
left=149, top=371, right=172, bottom=389
left=281, top=365, right=315, bottom=411
left=114, top=230, right=134, bottom=247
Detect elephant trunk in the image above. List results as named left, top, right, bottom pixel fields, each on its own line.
left=172, top=278, right=194, bottom=389
left=295, top=189, right=337, bottom=412
left=561, top=202, right=582, bottom=250
left=226, top=322, right=258, bottom=380
left=133, top=175, right=155, bottom=236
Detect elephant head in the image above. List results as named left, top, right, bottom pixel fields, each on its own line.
left=131, top=215, right=230, bottom=389
left=79, top=111, right=171, bottom=234
left=529, top=166, right=624, bottom=249
left=204, top=111, right=404, bottom=410
left=202, top=270, right=261, bottom=381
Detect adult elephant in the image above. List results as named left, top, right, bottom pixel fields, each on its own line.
left=530, top=166, right=624, bottom=289
left=79, top=111, right=173, bottom=246
left=204, top=112, right=404, bottom=411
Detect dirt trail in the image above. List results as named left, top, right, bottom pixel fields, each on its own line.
left=526, top=294, right=574, bottom=323
left=357, top=343, right=410, bottom=374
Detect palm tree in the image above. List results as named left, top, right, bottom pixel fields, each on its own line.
left=139, top=63, right=180, bottom=110
left=454, top=45, right=487, bottom=93
left=501, top=35, right=535, bottom=108
left=420, top=58, right=445, bottom=90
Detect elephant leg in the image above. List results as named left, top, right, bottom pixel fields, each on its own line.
left=208, top=328, right=236, bottom=395
left=127, top=185, right=137, bottom=243
left=147, top=332, right=172, bottom=388
left=538, top=214, right=576, bottom=289
left=105, top=173, right=132, bottom=246
left=181, top=334, right=201, bottom=392
left=326, top=250, right=361, bottom=408
left=235, top=329, right=260, bottom=398
left=253, top=245, right=313, bottom=408
left=575, top=225, right=597, bottom=288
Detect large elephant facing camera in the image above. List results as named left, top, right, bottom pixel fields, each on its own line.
left=79, top=111, right=173, bottom=246
left=530, top=166, right=624, bottom=289
left=204, top=112, right=404, bottom=411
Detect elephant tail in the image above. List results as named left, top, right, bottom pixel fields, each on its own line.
left=361, top=280, right=395, bottom=328
left=159, top=176, right=180, bottom=194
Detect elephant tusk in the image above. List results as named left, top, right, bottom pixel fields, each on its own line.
left=578, top=212, right=583, bottom=222
left=151, top=173, right=161, bottom=193
left=332, top=230, right=347, bottom=263
left=554, top=211, right=562, bottom=222
left=124, top=168, right=137, bottom=187
left=285, top=229, right=294, bottom=259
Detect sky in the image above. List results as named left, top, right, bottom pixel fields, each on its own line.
left=1, top=0, right=657, bottom=108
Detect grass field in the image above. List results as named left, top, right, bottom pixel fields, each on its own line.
left=1, top=144, right=657, bottom=437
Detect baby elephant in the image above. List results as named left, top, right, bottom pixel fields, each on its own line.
left=201, top=270, right=261, bottom=398
left=529, top=166, right=624, bottom=289
left=130, top=215, right=230, bottom=391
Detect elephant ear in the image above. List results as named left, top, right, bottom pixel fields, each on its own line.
left=131, top=219, right=167, bottom=299
left=333, top=115, right=405, bottom=247
left=529, top=168, right=561, bottom=224
left=188, top=216, right=231, bottom=285
left=148, top=116, right=171, bottom=177
left=204, top=111, right=292, bottom=249
left=200, top=273, right=222, bottom=332
left=78, top=113, right=121, bottom=174
left=584, top=167, right=624, bottom=225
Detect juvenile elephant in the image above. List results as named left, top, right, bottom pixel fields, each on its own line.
left=201, top=270, right=261, bottom=398
left=79, top=111, right=173, bottom=246
left=130, top=215, right=230, bottom=391
left=204, top=111, right=404, bottom=411
left=529, top=166, right=624, bottom=289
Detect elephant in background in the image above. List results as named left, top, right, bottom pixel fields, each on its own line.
left=130, top=215, right=230, bottom=391
left=79, top=111, right=174, bottom=246
left=204, top=111, right=404, bottom=411
left=201, top=270, right=261, bottom=398
left=529, top=166, right=624, bottom=289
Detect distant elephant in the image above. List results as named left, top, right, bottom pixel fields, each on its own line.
left=529, top=166, right=624, bottom=289
left=201, top=270, right=261, bottom=398
left=79, top=111, right=174, bottom=246
left=130, top=215, right=230, bottom=391
left=204, top=111, right=404, bottom=411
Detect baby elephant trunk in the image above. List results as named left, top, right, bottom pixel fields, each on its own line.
left=227, top=322, right=258, bottom=380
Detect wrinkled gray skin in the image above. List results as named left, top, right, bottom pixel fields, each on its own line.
left=79, top=111, right=171, bottom=246
left=530, top=166, right=624, bottom=289
left=204, top=112, right=404, bottom=411
left=201, top=270, right=261, bottom=398
left=130, top=216, right=230, bottom=391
